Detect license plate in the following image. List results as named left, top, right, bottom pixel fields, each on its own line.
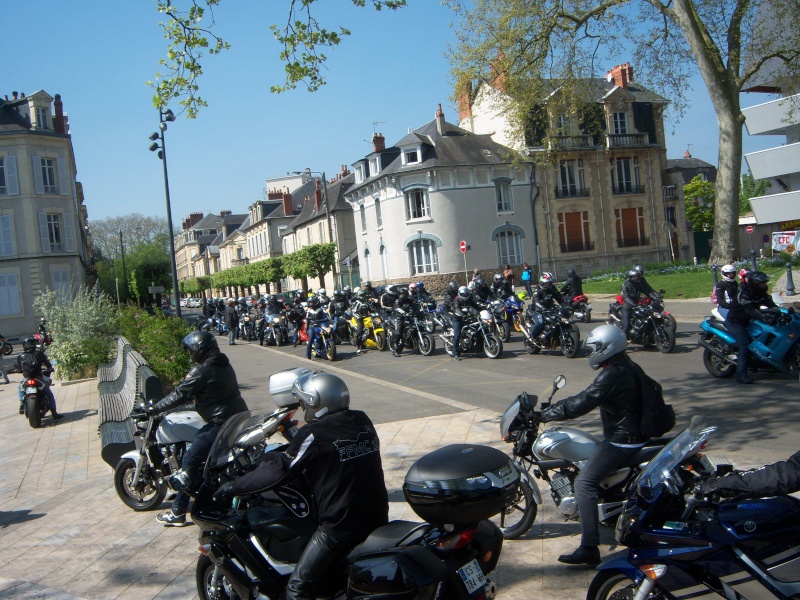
left=699, top=454, right=714, bottom=473
left=457, top=559, right=486, bottom=595
left=26, top=387, right=37, bottom=394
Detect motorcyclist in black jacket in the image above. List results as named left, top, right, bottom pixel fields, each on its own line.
left=362, top=281, right=379, bottom=301
left=632, top=264, right=657, bottom=298
left=305, top=296, right=329, bottom=360
left=390, top=287, right=416, bottom=357
left=529, top=272, right=564, bottom=338
left=328, top=290, right=349, bottom=343
left=17, top=337, right=62, bottom=420
left=560, top=268, right=584, bottom=303
left=151, top=331, right=248, bottom=526
left=349, top=289, right=371, bottom=355
left=380, top=284, right=399, bottom=315
left=491, top=273, right=513, bottom=299
left=620, top=269, right=642, bottom=337
left=724, top=270, right=777, bottom=384
left=449, top=286, right=484, bottom=361
left=702, top=449, right=800, bottom=498
left=220, top=371, right=389, bottom=600
left=539, top=324, right=652, bottom=567
left=472, top=277, right=495, bottom=303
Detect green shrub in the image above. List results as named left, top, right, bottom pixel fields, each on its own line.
left=33, top=285, right=118, bottom=380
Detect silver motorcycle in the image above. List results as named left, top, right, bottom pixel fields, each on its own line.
left=113, top=394, right=205, bottom=511
left=495, top=375, right=668, bottom=539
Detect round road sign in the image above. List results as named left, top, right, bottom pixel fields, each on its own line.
left=460, top=240, right=467, bottom=253
left=746, top=225, right=754, bottom=234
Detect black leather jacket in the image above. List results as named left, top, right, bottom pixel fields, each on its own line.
left=533, top=286, right=563, bottom=311
left=17, top=350, right=53, bottom=379
left=561, top=275, right=583, bottom=299
left=153, top=349, right=248, bottom=425
left=541, top=353, right=647, bottom=444
left=726, top=283, right=776, bottom=325
left=715, top=278, right=738, bottom=309
left=620, top=279, right=641, bottom=305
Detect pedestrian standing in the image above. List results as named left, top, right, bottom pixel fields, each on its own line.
left=224, top=299, right=238, bottom=346
left=503, top=264, right=515, bottom=290
left=521, top=262, right=534, bottom=297
left=0, top=354, right=10, bottom=384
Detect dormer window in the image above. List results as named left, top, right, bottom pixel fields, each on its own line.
left=369, top=157, right=380, bottom=176
left=36, top=107, right=49, bottom=129
left=613, top=112, right=628, bottom=134
left=556, top=114, right=571, bottom=135
left=354, top=163, right=366, bottom=184
left=402, top=147, right=421, bottom=166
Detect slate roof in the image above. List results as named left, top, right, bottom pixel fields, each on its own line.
left=0, top=98, right=30, bottom=133
left=193, top=214, right=224, bottom=231
left=288, top=173, right=355, bottom=230
left=664, top=157, right=717, bottom=184
left=538, top=77, right=669, bottom=105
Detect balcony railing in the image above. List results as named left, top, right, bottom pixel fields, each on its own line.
left=559, top=241, right=596, bottom=253
left=548, top=135, right=595, bottom=151
left=554, top=186, right=591, bottom=198
left=662, top=185, right=678, bottom=199
left=612, top=183, right=645, bottom=195
left=231, top=258, right=249, bottom=266
left=606, top=133, right=648, bottom=148
left=616, top=237, right=650, bottom=248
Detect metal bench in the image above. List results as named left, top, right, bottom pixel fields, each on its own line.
left=96, top=336, right=131, bottom=382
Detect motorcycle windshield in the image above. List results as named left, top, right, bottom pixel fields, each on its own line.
left=634, top=415, right=715, bottom=501
left=204, top=410, right=265, bottom=475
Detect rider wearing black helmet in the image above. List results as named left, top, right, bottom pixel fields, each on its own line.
left=529, top=272, right=564, bottom=338
left=619, top=269, right=641, bottom=337
left=632, top=264, right=657, bottom=299
left=17, top=337, right=61, bottom=420
left=450, top=285, right=483, bottom=361
left=221, top=371, right=388, bottom=600
left=150, top=331, right=248, bottom=526
left=725, top=270, right=777, bottom=384
left=362, top=281, right=378, bottom=301
left=390, top=287, right=415, bottom=357
left=472, top=277, right=494, bottom=302
left=561, top=268, right=584, bottom=303
left=491, top=273, right=513, bottom=299
left=305, top=295, right=329, bottom=360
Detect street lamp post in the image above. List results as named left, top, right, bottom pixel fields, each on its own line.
left=149, top=108, right=182, bottom=319
left=296, top=168, right=337, bottom=284
left=118, top=229, right=127, bottom=294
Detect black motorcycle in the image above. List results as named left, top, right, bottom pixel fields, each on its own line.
left=259, top=312, right=288, bottom=347
left=440, top=309, right=503, bottom=358
left=192, top=367, right=514, bottom=600
left=523, top=305, right=581, bottom=358
left=21, top=373, right=53, bottom=429
left=607, top=296, right=675, bottom=353
left=195, top=315, right=213, bottom=333
left=386, top=310, right=436, bottom=356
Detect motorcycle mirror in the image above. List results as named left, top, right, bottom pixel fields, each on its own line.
left=553, top=375, right=566, bottom=390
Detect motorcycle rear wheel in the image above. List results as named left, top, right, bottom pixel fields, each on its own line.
left=484, top=335, right=502, bottom=359
left=497, top=321, right=511, bottom=343
left=375, top=331, right=386, bottom=352
left=524, top=339, right=539, bottom=355
left=114, top=458, right=168, bottom=511
left=562, top=328, right=581, bottom=358
left=418, top=333, right=436, bottom=356
left=491, top=477, right=537, bottom=540
left=0, top=341, right=12, bottom=355
left=27, top=396, right=41, bottom=428
left=655, top=326, right=676, bottom=354
left=577, top=303, right=592, bottom=323
left=196, top=554, right=242, bottom=600
left=702, top=341, right=735, bottom=378
left=587, top=569, right=644, bottom=600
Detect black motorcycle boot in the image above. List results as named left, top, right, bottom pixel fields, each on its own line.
left=52, top=412, right=64, bottom=420
left=558, top=545, right=601, bottom=567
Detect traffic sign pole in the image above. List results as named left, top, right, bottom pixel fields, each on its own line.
left=747, top=224, right=754, bottom=254
left=460, top=240, right=468, bottom=284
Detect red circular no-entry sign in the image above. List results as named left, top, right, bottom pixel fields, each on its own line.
left=746, top=225, right=754, bottom=234
left=460, top=240, right=467, bottom=253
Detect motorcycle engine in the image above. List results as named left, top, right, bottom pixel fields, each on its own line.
left=550, top=472, right=579, bottom=519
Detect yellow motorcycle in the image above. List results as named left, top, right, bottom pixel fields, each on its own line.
left=348, top=311, right=387, bottom=351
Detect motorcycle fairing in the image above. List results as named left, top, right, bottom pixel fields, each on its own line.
left=155, top=410, right=205, bottom=444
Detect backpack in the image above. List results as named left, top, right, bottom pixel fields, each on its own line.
left=636, top=370, right=675, bottom=438
left=710, top=286, right=718, bottom=305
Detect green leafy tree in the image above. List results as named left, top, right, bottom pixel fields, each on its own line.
left=684, top=175, right=716, bottom=232
left=739, top=173, right=770, bottom=215
left=300, top=243, right=337, bottom=288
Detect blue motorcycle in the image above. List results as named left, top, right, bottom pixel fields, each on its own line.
left=588, top=417, right=800, bottom=600
left=698, top=307, right=800, bottom=378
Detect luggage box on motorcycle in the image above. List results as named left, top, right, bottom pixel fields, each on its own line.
left=403, top=444, right=519, bottom=526
left=268, top=367, right=313, bottom=407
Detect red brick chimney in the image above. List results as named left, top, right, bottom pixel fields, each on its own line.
left=606, top=63, right=634, bottom=89
left=314, top=179, right=323, bottom=211
left=183, top=212, right=204, bottom=230
left=489, top=53, right=506, bottom=92
left=684, top=149, right=692, bottom=158
left=282, top=191, right=294, bottom=216
left=219, top=210, right=231, bottom=217
left=54, top=94, right=65, bottom=134
left=341, top=164, right=350, bottom=176
left=267, top=188, right=283, bottom=201
left=372, top=133, right=385, bottom=152
left=435, top=103, right=446, bottom=135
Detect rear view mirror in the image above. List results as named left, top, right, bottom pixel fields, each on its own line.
left=553, top=375, right=566, bottom=390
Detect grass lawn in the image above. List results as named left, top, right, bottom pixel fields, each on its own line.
left=582, top=265, right=788, bottom=300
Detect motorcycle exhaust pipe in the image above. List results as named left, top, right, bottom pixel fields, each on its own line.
left=208, top=545, right=258, bottom=599
left=698, top=339, right=733, bottom=364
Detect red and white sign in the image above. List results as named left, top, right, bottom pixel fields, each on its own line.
left=460, top=240, right=467, bottom=254
left=772, top=231, right=798, bottom=255
left=746, top=225, right=754, bottom=234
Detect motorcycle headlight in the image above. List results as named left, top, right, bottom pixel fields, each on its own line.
left=272, top=317, right=281, bottom=323
left=652, top=312, right=662, bottom=318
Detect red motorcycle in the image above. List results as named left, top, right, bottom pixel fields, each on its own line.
left=608, top=291, right=677, bottom=332
left=566, top=293, right=592, bottom=323
left=34, top=319, right=53, bottom=351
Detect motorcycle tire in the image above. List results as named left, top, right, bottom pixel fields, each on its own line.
left=275, top=330, right=284, bottom=347
left=418, top=333, right=436, bottom=356
left=443, top=339, right=454, bottom=356
left=655, top=325, right=676, bottom=354
left=387, top=328, right=400, bottom=354
left=0, top=341, right=12, bottom=355
left=325, top=339, right=337, bottom=361
left=790, top=348, right=800, bottom=379
left=513, top=314, right=525, bottom=333
left=666, top=313, right=677, bottom=332
left=484, top=334, right=502, bottom=359
left=578, top=303, right=592, bottom=323
left=27, top=396, right=41, bottom=429
left=196, top=554, right=240, bottom=600
left=425, top=314, right=437, bottom=334
left=702, top=341, right=736, bottom=378
left=587, top=569, right=640, bottom=600
left=491, top=476, right=537, bottom=540
left=375, top=331, right=386, bottom=352
left=523, top=339, right=539, bottom=355
left=497, top=321, right=511, bottom=343
left=113, top=458, right=168, bottom=511
left=561, top=328, right=581, bottom=358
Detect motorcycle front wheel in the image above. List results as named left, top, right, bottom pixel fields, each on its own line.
left=497, top=321, right=511, bottom=343
left=27, top=395, right=41, bottom=428
left=491, top=476, right=537, bottom=540
left=587, top=570, right=644, bottom=600
left=325, top=339, right=337, bottom=361
left=375, top=330, right=387, bottom=352
left=0, top=341, right=12, bottom=355
left=275, top=329, right=284, bottom=347
left=484, top=334, right=502, bottom=359
left=562, top=328, right=581, bottom=358
left=418, top=333, right=436, bottom=356
left=425, top=313, right=438, bottom=334
left=655, top=325, right=676, bottom=354
left=196, top=554, right=242, bottom=600
left=113, top=458, right=168, bottom=510
left=702, top=340, right=735, bottom=378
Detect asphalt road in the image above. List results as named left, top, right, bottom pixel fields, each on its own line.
left=183, top=306, right=800, bottom=469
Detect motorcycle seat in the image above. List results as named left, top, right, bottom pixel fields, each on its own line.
left=624, top=445, right=663, bottom=468
left=347, top=520, right=426, bottom=558
left=705, top=319, right=729, bottom=333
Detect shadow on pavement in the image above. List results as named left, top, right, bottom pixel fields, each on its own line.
left=0, top=509, right=46, bottom=529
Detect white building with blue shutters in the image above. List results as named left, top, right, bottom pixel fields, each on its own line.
left=0, top=90, right=90, bottom=339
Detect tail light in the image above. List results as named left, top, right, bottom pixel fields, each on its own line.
left=26, top=379, right=38, bottom=387
left=434, top=526, right=477, bottom=551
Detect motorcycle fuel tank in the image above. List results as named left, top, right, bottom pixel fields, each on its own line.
left=533, top=426, right=600, bottom=462
left=155, top=410, right=205, bottom=444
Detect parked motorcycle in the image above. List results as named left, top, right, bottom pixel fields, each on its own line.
left=0, top=334, right=13, bottom=356
left=441, top=309, right=503, bottom=358
left=607, top=294, right=676, bottom=353
left=566, top=293, right=592, bottom=323
left=496, top=375, right=669, bottom=540
left=347, top=311, right=386, bottom=351
left=195, top=315, right=213, bottom=333
left=699, top=306, right=800, bottom=378
left=259, top=312, right=288, bottom=347
left=523, top=305, right=581, bottom=358
left=21, top=374, right=54, bottom=429
left=113, top=398, right=205, bottom=510
left=192, top=367, right=513, bottom=600
left=587, top=417, right=800, bottom=600
left=386, top=310, right=436, bottom=356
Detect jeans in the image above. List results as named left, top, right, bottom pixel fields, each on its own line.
left=306, top=325, right=322, bottom=358
left=227, top=328, right=236, bottom=345
left=724, top=319, right=751, bottom=379
left=576, top=440, right=641, bottom=546
left=172, top=421, right=221, bottom=516
left=529, top=312, right=545, bottom=337
left=285, top=528, right=354, bottom=600
left=450, top=317, right=463, bottom=356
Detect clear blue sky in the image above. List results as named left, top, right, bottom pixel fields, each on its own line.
left=5, top=1, right=777, bottom=223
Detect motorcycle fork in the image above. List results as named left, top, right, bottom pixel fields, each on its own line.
left=131, top=417, right=156, bottom=487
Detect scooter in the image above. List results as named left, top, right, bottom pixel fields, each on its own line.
left=496, top=375, right=670, bottom=539
left=588, top=417, right=800, bottom=600
left=698, top=306, right=800, bottom=378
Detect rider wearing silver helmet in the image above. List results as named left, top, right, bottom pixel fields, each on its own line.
left=224, top=371, right=388, bottom=600
left=540, top=324, right=655, bottom=567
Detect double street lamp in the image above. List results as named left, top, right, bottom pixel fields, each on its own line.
left=148, top=108, right=182, bottom=319
left=294, top=168, right=336, bottom=282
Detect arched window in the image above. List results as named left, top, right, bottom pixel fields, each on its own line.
left=364, top=247, right=373, bottom=280
left=360, top=204, right=367, bottom=233
left=491, top=223, right=525, bottom=265
left=380, top=244, right=389, bottom=279
left=375, top=197, right=382, bottom=228
left=408, top=239, right=438, bottom=275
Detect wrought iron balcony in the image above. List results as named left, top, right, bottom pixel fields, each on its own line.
left=554, top=186, right=591, bottom=198
left=606, top=133, right=648, bottom=148
left=559, top=241, right=596, bottom=253
left=548, top=135, right=595, bottom=150
left=612, top=183, right=645, bottom=195
left=616, top=237, right=650, bottom=248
